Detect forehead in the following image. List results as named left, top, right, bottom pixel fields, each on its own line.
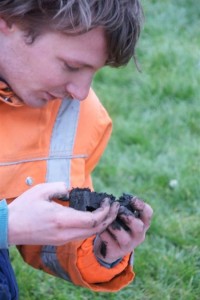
left=59, top=27, right=108, bottom=67
left=28, top=27, right=108, bottom=69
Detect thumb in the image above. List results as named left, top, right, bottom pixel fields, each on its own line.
left=32, top=182, right=69, bottom=202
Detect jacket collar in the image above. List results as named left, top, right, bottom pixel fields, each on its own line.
left=0, top=80, right=23, bottom=107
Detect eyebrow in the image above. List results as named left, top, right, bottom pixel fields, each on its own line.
left=66, top=58, right=106, bottom=70
left=66, top=59, right=95, bottom=69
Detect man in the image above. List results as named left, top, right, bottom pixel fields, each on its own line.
left=0, top=1, right=153, bottom=298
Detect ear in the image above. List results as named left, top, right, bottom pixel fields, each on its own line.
left=0, top=18, right=14, bottom=34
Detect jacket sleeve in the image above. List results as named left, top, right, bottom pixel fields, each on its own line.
left=76, top=237, right=135, bottom=291
left=17, top=236, right=134, bottom=292
left=17, top=90, right=135, bottom=291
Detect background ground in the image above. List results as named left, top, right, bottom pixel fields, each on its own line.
left=11, top=0, right=200, bottom=299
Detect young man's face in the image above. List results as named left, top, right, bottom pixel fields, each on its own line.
left=0, top=24, right=108, bottom=107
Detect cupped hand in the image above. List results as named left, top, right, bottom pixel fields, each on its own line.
left=94, top=197, right=153, bottom=264
left=8, top=182, right=120, bottom=246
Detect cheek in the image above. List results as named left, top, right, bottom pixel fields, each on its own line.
left=35, top=63, right=67, bottom=88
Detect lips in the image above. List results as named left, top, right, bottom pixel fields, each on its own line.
left=45, top=92, right=59, bottom=101
left=45, top=92, right=73, bottom=101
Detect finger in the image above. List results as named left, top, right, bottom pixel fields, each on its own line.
left=117, top=206, right=135, bottom=231
left=30, top=182, right=69, bottom=201
left=117, top=206, right=145, bottom=236
left=56, top=198, right=119, bottom=229
left=45, top=227, right=102, bottom=245
left=129, top=198, right=153, bottom=231
left=134, top=200, right=153, bottom=232
left=49, top=228, right=103, bottom=245
left=103, top=224, right=131, bottom=247
left=88, top=199, right=120, bottom=229
left=51, top=202, right=120, bottom=245
left=129, top=196, right=145, bottom=217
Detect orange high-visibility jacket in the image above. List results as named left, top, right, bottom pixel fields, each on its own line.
left=0, top=81, right=134, bottom=291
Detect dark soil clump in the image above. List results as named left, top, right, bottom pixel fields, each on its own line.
left=67, top=187, right=141, bottom=224
left=65, top=187, right=143, bottom=259
left=68, top=188, right=115, bottom=211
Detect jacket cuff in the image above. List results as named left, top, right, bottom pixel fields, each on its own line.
left=0, top=199, right=8, bottom=249
left=77, top=236, right=133, bottom=284
left=96, top=256, right=123, bottom=269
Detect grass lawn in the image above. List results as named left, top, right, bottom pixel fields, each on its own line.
left=11, top=0, right=200, bottom=299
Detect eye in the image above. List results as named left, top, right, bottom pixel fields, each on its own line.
left=64, top=62, right=80, bottom=72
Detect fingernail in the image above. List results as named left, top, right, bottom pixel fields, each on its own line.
left=101, top=198, right=110, bottom=206
left=114, top=202, right=120, bottom=210
left=118, top=206, right=126, bottom=214
left=134, top=199, right=145, bottom=210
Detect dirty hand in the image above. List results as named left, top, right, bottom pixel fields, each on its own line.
left=8, top=182, right=119, bottom=246
left=94, top=197, right=153, bottom=264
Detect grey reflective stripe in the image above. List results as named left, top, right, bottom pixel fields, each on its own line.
left=42, top=98, right=80, bottom=280
left=41, top=245, right=71, bottom=282
left=46, top=98, right=80, bottom=188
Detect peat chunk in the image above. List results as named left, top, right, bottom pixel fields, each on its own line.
left=68, top=188, right=116, bottom=211
left=66, top=188, right=142, bottom=231
left=68, top=188, right=140, bottom=217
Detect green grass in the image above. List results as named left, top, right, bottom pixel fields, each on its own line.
left=11, top=0, right=200, bottom=299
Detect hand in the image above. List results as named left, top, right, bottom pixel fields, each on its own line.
left=8, top=182, right=119, bottom=246
left=93, top=197, right=153, bottom=263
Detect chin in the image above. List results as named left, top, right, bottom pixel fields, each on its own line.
left=24, top=97, right=48, bottom=108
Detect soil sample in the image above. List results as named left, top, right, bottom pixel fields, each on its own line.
left=68, top=188, right=115, bottom=211
left=66, top=188, right=143, bottom=258
left=68, top=188, right=140, bottom=217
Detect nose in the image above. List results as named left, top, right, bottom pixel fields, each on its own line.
left=65, top=76, right=93, bottom=101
